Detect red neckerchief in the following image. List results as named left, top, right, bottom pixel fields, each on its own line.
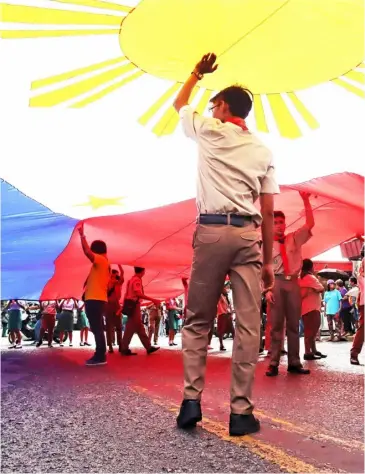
left=274, top=235, right=290, bottom=276
left=224, top=116, right=248, bottom=131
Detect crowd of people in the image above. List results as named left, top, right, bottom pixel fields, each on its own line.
left=2, top=52, right=363, bottom=438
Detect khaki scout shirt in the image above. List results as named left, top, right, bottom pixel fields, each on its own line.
left=273, top=226, right=312, bottom=276
left=179, top=106, right=280, bottom=225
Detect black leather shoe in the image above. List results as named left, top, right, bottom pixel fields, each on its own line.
left=303, top=353, right=321, bottom=360
left=287, top=365, right=310, bottom=374
left=176, top=400, right=202, bottom=429
left=314, top=351, right=327, bottom=358
left=147, top=346, right=160, bottom=354
left=266, top=365, right=279, bottom=377
left=229, top=413, right=260, bottom=436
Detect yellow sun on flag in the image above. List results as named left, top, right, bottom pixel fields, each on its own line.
left=1, top=0, right=364, bottom=139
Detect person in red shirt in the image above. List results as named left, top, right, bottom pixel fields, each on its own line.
left=120, top=267, right=161, bottom=356
left=105, top=266, right=124, bottom=353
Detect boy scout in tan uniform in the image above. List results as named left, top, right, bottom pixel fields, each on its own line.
left=173, top=53, right=279, bottom=436
left=266, top=192, right=314, bottom=376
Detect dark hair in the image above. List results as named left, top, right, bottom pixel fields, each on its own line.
left=111, top=269, right=118, bottom=275
left=301, top=258, right=314, bottom=278
left=274, top=211, right=286, bottom=220
left=90, top=240, right=107, bottom=254
left=350, top=276, right=358, bottom=284
left=335, top=279, right=344, bottom=287
left=211, top=85, right=253, bottom=119
left=327, top=283, right=335, bottom=291
left=134, top=266, right=145, bottom=274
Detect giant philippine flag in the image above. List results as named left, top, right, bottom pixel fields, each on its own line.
left=0, top=0, right=364, bottom=299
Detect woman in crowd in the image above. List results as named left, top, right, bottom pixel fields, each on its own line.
left=5, top=300, right=27, bottom=349
left=166, top=297, right=180, bottom=346
left=324, top=279, right=343, bottom=341
left=77, top=300, right=91, bottom=346
left=299, top=259, right=326, bottom=359
left=58, top=298, right=76, bottom=347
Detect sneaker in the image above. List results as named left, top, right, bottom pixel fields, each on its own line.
left=69, top=343, right=73, bottom=347
left=84, top=342, right=91, bottom=346
left=8, top=344, right=15, bottom=349
left=85, top=357, right=107, bottom=367
left=59, top=343, right=64, bottom=347
left=80, top=342, right=84, bottom=347
left=350, top=356, right=360, bottom=365
left=15, top=344, right=22, bottom=349
left=220, top=346, right=226, bottom=351
left=147, top=346, right=160, bottom=355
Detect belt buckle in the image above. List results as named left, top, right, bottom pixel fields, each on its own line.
left=285, top=275, right=291, bottom=281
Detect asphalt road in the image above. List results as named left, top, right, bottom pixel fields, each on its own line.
left=1, top=333, right=364, bottom=473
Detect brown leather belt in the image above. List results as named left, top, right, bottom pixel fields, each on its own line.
left=275, top=274, right=298, bottom=281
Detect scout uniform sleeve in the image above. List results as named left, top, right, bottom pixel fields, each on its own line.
left=260, top=158, right=280, bottom=195
left=179, top=105, right=216, bottom=141
left=293, top=225, right=313, bottom=247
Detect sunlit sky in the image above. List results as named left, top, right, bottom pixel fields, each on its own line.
left=0, top=0, right=364, bottom=263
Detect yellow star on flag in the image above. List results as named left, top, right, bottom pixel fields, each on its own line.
left=74, top=195, right=125, bottom=210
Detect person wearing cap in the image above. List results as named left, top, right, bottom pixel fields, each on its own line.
left=173, top=53, right=279, bottom=436
left=266, top=192, right=314, bottom=377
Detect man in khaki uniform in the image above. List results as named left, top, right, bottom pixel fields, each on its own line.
left=173, top=53, right=279, bottom=436
left=266, top=192, right=314, bottom=376
left=148, top=303, right=161, bottom=346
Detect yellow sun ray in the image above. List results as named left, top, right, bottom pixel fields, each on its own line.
left=138, top=83, right=181, bottom=126
left=344, top=70, right=365, bottom=85
left=52, top=0, right=132, bottom=14
left=287, top=93, right=319, bottom=130
left=0, top=4, right=123, bottom=25
left=331, top=78, right=365, bottom=98
left=195, top=90, right=213, bottom=115
left=267, top=94, right=301, bottom=139
left=30, top=62, right=137, bottom=106
left=0, top=29, right=119, bottom=39
left=153, top=86, right=200, bottom=136
left=71, top=70, right=144, bottom=107
left=32, top=56, right=126, bottom=90
left=253, top=95, right=269, bottom=133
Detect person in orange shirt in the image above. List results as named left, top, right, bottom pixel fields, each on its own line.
left=78, top=222, right=110, bottom=366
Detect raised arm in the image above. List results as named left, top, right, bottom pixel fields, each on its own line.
left=173, top=53, right=218, bottom=112
left=77, top=222, right=94, bottom=262
left=300, top=192, right=314, bottom=230
left=118, top=265, right=124, bottom=283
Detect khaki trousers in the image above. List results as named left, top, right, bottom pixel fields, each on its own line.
left=269, top=278, right=301, bottom=367
left=182, top=223, right=262, bottom=415
left=121, top=303, right=151, bottom=351
left=149, top=316, right=161, bottom=344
